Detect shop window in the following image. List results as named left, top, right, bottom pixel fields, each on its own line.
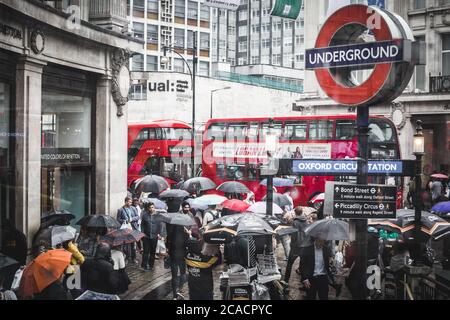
left=443, top=34, right=450, bottom=76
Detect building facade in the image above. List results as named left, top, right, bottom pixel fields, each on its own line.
left=0, top=0, right=141, bottom=246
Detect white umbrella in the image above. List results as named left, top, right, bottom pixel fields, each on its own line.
left=247, top=201, right=283, bottom=215
left=51, top=225, right=77, bottom=247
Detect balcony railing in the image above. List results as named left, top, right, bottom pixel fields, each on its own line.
left=429, top=74, right=450, bottom=93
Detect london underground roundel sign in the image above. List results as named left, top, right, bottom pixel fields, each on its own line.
left=305, top=4, right=416, bottom=106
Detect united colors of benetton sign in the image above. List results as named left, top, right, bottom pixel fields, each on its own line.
left=305, top=4, right=418, bottom=106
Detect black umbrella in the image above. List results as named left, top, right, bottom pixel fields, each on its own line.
left=40, top=210, right=75, bottom=229
left=82, top=214, right=120, bottom=229
left=159, top=212, right=197, bottom=227
left=134, top=175, right=170, bottom=194
left=100, top=229, right=145, bottom=247
left=305, top=218, right=350, bottom=241
left=262, top=193, right=292, bottom=207
left=159, top=189, right=190, bottom=199
left=180, top=177, right=216, bottom=193
left=0, top=253, right=19, bottom=270
left=76, top=215, right=92, bottom=226
left=216, top=181, right=250, bottom=194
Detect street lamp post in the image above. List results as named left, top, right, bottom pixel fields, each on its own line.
left=413, top=120, right=425, bottom=264
left=161, top=31, right=197, bottom=178
left=265, top=118, right=278, bottom=216
left=210, top=87, right=231, bottom=118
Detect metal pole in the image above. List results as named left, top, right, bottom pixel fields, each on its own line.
left=414, top=153, right=423, bottom=264
left=355, top=106, right=369, bottom=300
left=210, top=90, right=214, bottom=119
left=267, top=175, right=273, bottom=216
left=192, top=31, right=197, bottom=178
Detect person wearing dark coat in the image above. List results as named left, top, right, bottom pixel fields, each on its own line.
left=284, top=208, right=308, bottom=283
left=166, top=201, right=199, bottom=300
left=117, top=197, right=140, bottom=263
left=1, top=219, right=27, bottom=266
left=34, top=276, right=72, bottom=300
left=140, top=202, right=166, bottom=270
left=185, top=239, right=221, bottom=300
left=300, top=238, right=332, bottom=300
left=80, top=243, right=119, bottom=294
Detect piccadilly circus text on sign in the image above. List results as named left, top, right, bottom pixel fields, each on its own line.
left=305, top=4, right=421, bottom=107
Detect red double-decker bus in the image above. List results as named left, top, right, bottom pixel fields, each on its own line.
left=127, top=120, right=194, bottom=188
left=201, top=115, right=403, bottom=207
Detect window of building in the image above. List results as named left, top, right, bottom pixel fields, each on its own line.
left=272, top=54, right=281, bottom=65
left=251, top=39, right=259, bottom=50
left=262, top=38, right=271, bottom=48
left=414, top=36, right=425, bottom=90
left=262, top=23, right=270, bottom=33
left=188, top=1, right=198, bottom=19
left=272, top=21, right=282, bottom=32
left=200, top=4, right=210, bottom=21
left=239, top=41, right=248, bottom=52
left=251, top=24, right=260, bottom=33
left=175, top=0, right=185, bottom=18
left=200, top=32, right=209, bottom=50
left=228, top=26, right=236, bottom=36
left=239, top=10, right=248, bottom=21
left=199, top=61, right=209, bottom=76
left=238, top=57, right=248, bottom=65
left=147, top=0, right=158, bottom=13
left=239, top=25, right=248, bottom=37
left=147, top=24, right=158, bottom=44
left=295, top=54, right=304, bottom=62
left=251, top=56, right=260, bottom=64
left=413, top=0, right=426, bottom=9
left=309, top=120, right=333, bottom=140
left=285, top=21, right=293, bottom=30
left=443, top=34, right=450, bottom=76
left=174, top=28, right=185, bottom=48
left=272, top=37, right=281, bottom=47
left=133, top=22, right=144, bottom=40
left=146, top=55, right=158, bottom=71
left=187, top=30, right=195, bottom=48
left=132, top=54, right=144, bottom=71
left=284, top=37, right=293, bottom=47
left=174, top=58, right=185, bottom=73
left=296, top=35, right=304, bottom=45
left=134, top=0, right=144, bottom=11
left=252, top=9, right=260, bottom=17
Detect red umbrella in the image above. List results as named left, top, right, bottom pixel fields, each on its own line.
left=221, top=199, right=250, bottom=212
left=431, top=173, right=449, bottom=179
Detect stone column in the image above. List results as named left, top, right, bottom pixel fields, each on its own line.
left=15, top=56, right=47, bottom=248
left=89, top=0, right=128, bottom=33
left=95, top=75, right=127, bottom=217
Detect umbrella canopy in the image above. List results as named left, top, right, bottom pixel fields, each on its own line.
left=431, top=201, right=450, bottom=216
left=247, top=201, right=283, bottom=215
left=41, top=210, right=75, bottom=228
left=0, top=253, right=19, bottom=270
left=273, top=225, right=299, bottom=236
left=75, top=290, right=120, bottom=300
left=202, top=227, right=237, bottom=244
left=260, top=177, right=294, bottom=187
left=159, top=212, right=197, bottom=227
left=221, top=199, right=250, bottom=212
left=144, top=198, right=168, bottom=210
left=51, top=225, right=77, bottom=247
left=368, top=209, right=450, bottom=241
left=305, top=218, right=350, bottom=241
left=134, top=175, right=170, bottom=194
left=189, top=194, right=228, bottom=207
left=84, top=214, right=121, bottom=229
left=100, top=229, right=145, bottom=247
left=186, top=198, right=209, bottom=211
left=19, top=249, right=72, bottom=298
left=216, top=181, right=250, bottom=194
left=180, top=177, right=216, bottom=193
left=431, top=173, right=449, bottom=179
left=159, top=189, right=190, bottom=199
left=262, top=193, right=292, bottom=207
left=310, top=193, right=325, bottom=203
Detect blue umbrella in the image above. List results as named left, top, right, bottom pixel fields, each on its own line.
left=431, top=201, right=450, bottom=216
left=260, top=177, right=294, bottom=187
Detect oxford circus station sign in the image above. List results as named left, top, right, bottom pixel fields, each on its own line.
left=305, top=4, right=421, bottom=106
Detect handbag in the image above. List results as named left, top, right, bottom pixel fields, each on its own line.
left=120, top=222, right=132, bottom=230
left=163, top=256, right=172, bottom=269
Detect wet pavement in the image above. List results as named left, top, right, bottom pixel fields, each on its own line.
left=119, top=244, right=352, bottom=300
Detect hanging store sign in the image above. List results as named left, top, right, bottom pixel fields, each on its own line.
left=270, top=0, right=303, bottom=20
left=203, top=0, right=240, bottom=11
left=305, top=4, right=420, bottom=106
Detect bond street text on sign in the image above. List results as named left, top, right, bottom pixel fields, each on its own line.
left=325, top=182, right=396, bottom=219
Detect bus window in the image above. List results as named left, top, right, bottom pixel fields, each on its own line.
left=284, top=121, right=307, bottom=141
left=155, top=128, right=163, bottom=140
left=336, top=120, right=356, bottom=140
left=206, top=123, right=226, bottom=140
left=309, top=120, right=333, bottom=140
left=368, top=119, right=396, bottom=143
left=260, top=122, right=283, bottom=141
left=137, top=129, right=149, bottom=140
left=163, top=128, right=192, bottom=140
left=245, top=123, right=259, bottom=141
left=226, top=123, right=247, bottom=141
left=140, top=156, right=160, bottom=175
left=148, top=128, right=157, bottom=140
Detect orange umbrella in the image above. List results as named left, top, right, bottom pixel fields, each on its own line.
left=19, top=249, right=72, bottom=298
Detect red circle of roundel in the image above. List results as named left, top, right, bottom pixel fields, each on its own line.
left=314, top=5, right=393, bottom=106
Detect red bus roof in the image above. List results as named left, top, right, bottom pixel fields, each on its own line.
left=203, top=114, right=387, bottom=128
left=128, top=119, right=192, bottom=129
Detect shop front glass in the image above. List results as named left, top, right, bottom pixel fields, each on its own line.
left=0, top=82, right=11, bottom=230
left=41, top=79, right=94, bottom=228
